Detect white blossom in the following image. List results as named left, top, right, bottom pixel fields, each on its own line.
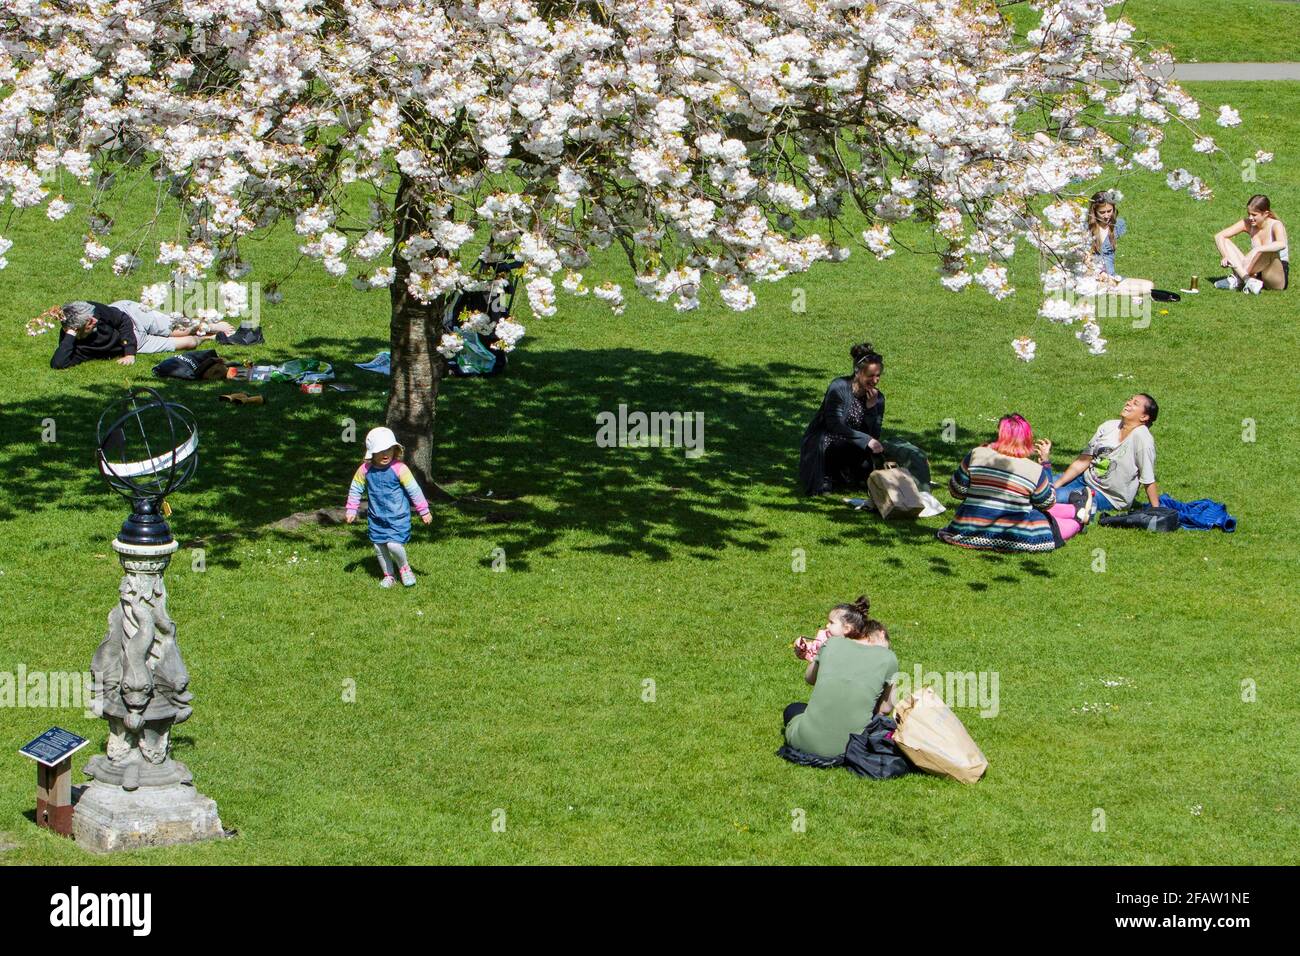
left=492, top=317, right=526, bottom=352
left=0, top=0, right=1238, bottom=361
left=80, top=237, right=110, bottom=269
left=354, top=230, right=390, bottom=261
left=46, top=197, right=73, bottom=220
left=436, top=332, right=465, bottom=358
left=861, top=225, right=894, bottom=260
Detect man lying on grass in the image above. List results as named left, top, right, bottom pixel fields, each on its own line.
left=1038, top=394, right=1162, bottom=513
left=49, top=300, right=234, bottom=369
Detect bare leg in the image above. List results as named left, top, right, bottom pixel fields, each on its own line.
left=1111, top=277, right=1153, bottom=296
left=1261, top=256, right=1287, bottom=290
left=1248, top=251, right=1286, bottom=290
left=169, top=334, right=204, bottom=351
left=1216, top=235, right=1248, bottom=279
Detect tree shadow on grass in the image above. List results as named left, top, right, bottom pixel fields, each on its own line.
left=0, top=334, right=1054, bottom=576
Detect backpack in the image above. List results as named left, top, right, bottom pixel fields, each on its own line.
left=868, top=461, right=925, bottom=519
left=1098, top=506, right=1181, bottom=532
left=442, top=256, right=522, bottom=377
left=152, top=350, right=230, bottom=381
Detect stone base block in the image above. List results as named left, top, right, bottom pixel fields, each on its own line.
left=73, top=782, right=224, bottom=853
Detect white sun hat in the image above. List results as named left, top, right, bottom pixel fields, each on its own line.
left=364, top=426, right=403, bottom=460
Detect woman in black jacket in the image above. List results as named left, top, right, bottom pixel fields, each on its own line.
left=799, top=342, right=931, bottom=495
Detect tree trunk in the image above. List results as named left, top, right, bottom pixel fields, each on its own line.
left=385, top=173, right=448, bottom=493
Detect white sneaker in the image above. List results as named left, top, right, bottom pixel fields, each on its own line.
left=1243, top=277, right=1263, bottom=294
left=1075, top=488, right=1097, bottom=526
left=380, top=575, right=396, bottom=589
left=398, top=565, right=416, bottom=587
left=1213, top=276, right=1240, bottom=291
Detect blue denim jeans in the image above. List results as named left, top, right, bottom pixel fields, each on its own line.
left=1045, top=467, right=1119, bottom=511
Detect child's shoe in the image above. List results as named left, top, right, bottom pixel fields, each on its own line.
left=399, top=565, right=416, bottom=587
left=380, top=574, right=396, bottom=589
left=1070, top=488, right=1097, bottom=526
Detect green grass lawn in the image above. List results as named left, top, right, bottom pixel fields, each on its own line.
left=1008, top=0, right=1300, bottom=63
left=1130, top=0, right=1300, bottom=62
left=1, top=81, right=1298, bottom=865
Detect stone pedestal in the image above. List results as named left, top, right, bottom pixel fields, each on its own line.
left=73, top=781, right=223, bottom=853
left=76, top=537, right=225, bottom=852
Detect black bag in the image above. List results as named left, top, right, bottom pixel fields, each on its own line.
left=844, top=715, right=914, bottom=780
left=1099, top=505, right=1180, bottom=532
left=152, top=350, right=227, bottom=381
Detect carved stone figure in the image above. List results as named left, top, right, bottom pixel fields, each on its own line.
left=84, top=547, right=196, bottom=792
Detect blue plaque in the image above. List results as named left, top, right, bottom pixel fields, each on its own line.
left=19, top=727, right=89, bottom=767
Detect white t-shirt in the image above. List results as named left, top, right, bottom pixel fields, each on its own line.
left=1083, top=420, right=1156, bottom=508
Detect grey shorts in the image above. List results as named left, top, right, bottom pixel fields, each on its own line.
left=110, top=300, right=178, bottom=354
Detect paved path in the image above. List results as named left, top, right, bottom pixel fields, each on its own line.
left=1158, top=62, right=1300, bottom=81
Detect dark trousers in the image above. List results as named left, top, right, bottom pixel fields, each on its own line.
left=824, top=440, right=932, bottom=493
left=823, top=441, right=872, bottom=490
left=783, top=702, right=808, bottom=726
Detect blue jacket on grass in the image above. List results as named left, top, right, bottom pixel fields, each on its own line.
left=1159, top=494, right=1237, bottom=532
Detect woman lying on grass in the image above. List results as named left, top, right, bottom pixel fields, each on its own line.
left=937, top=414, right=1093, bottom=553
left=783, top=597, right=898, bottom=760
left=1213, top=194, right=1289, bottom=293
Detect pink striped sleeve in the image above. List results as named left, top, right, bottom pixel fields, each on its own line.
left=392, top=462, right=430, bottom=515
left=345, top=463, right=369, bottom=515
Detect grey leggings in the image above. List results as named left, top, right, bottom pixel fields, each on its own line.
left=373, top=542, right=409, bottom=575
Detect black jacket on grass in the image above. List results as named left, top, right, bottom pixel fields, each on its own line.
left=50, top=302, right=138, bottom=369
left=777, top=715, right=913, bottom=780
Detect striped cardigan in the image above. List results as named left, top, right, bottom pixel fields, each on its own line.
left=942, top=447, right=1059, bottom=552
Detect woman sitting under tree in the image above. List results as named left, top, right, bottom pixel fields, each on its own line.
left=798, top=341, right=931, bottom=496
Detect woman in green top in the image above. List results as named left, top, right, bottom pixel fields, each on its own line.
left=784, top=598, right=900, bottom=759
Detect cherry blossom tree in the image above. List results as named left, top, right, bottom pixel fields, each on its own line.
left=0, top=0, right=1241, bottom=485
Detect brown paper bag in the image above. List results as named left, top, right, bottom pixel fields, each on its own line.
left=893, top=686, right=988, bottom=783
left=867, top=462, right=925, bottom=519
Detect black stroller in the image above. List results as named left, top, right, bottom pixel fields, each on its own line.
left=443, top=255, right=523, bottom=377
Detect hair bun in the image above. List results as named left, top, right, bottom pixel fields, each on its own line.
left=850, top=343, right=883, bottom=370
left=852, top=594, right=870, bottom=615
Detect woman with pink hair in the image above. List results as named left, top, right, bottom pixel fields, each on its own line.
left=938, top=415, right=1094, bottom=552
